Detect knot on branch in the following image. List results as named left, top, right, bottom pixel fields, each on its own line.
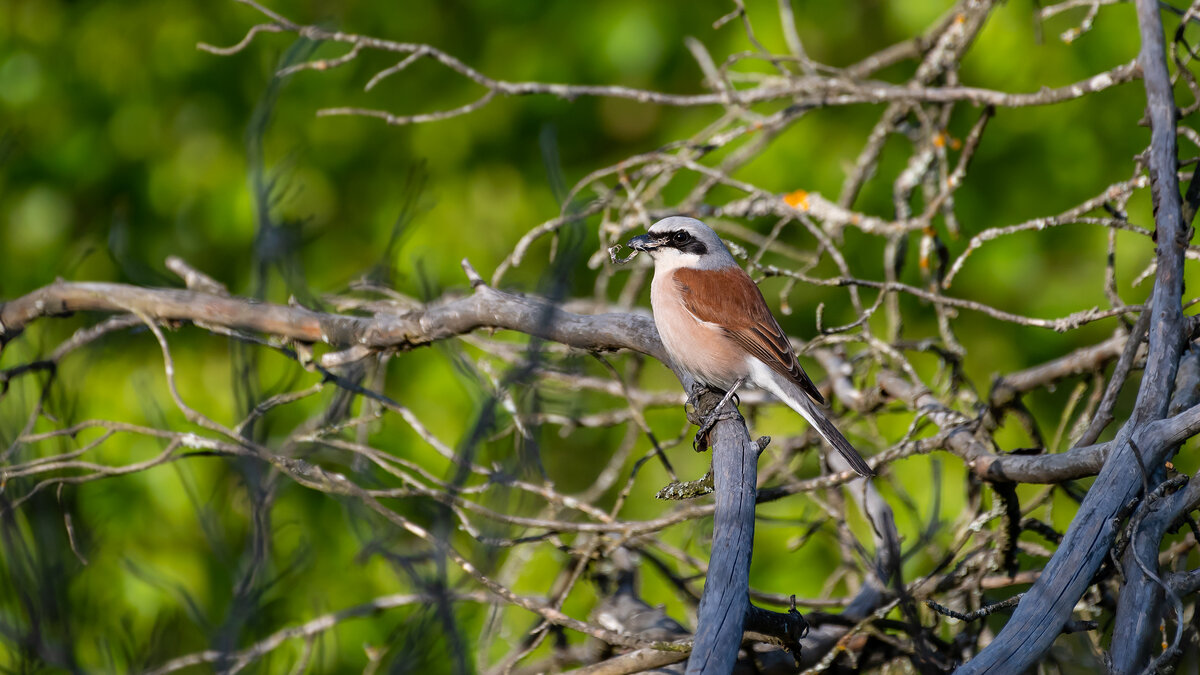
left=754, top=435, right=772, bottom=456
left=461, top=258, right=486, bottom=289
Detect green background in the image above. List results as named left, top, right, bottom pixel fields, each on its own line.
left=0, top=0, right=1192, bottom=672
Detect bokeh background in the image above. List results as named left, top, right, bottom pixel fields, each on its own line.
left=1, top=0, right=1192, bottom=672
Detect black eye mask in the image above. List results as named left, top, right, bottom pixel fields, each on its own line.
left=668, top=231, right=709, bottom=256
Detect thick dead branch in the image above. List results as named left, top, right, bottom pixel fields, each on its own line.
left=960, top=1, right=1191, bottom=671
left=0, top=275, right=668, bottom=365
left=686, top=391, right=759, bottom=675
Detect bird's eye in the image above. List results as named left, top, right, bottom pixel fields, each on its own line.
left=672, top=231, right=691, bottom=244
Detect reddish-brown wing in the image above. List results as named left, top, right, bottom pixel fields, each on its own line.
left=673, top=266, right=825, bottom=404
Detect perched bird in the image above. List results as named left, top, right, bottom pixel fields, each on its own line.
left=627, top=216, right=873, bottom=477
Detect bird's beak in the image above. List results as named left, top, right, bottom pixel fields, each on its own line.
left=627, top=234, right=663, bottom=251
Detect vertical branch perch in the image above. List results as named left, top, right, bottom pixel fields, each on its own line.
left=686, top=390, right=760, bottom=674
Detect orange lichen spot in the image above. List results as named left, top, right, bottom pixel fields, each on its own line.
left=784, top=189, right=810, bottom=211
left=933, top=133, right=946, bottom=148
left=955, top=13, right=966, bottom=24
left=752, top=121, right=763, bottom=131
left=950, top=137, right=963, bottom=151
left=850, top=213, right=861, bottom=225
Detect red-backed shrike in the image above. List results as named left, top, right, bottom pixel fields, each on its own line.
left=628, top=216, right=873, bottom=477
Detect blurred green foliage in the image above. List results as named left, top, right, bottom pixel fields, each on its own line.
left=1, top=0, right=1197, bottom=672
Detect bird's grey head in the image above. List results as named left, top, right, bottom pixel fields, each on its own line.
left=625, top=217, right=737, bottom=271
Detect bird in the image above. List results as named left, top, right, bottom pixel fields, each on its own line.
left=626, top=216, right=873, bottom=477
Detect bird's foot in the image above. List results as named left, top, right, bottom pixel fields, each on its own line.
left=692, top=409, right=741, bottom=452
left=684, top=383, right=711, bottom=426
left=690, top=378, right=747, bottom=452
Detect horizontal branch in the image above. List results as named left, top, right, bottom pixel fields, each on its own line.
left=0, top=269, right=668, bottom=366
left=880, top=370, right=1200, bottom=483
left=991, top=329, right=1133, bottom=407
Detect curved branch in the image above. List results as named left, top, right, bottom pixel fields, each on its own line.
left=0, top=275, right=667, bottom=364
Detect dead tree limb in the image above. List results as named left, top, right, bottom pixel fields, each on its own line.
left=959, top=1, right=1190, bottom=671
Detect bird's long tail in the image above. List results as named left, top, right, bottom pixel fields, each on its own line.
left=756, top=365, right=874, bottom=477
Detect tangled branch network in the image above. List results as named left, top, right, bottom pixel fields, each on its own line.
left=6, top=0, right=1200, bottom=672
